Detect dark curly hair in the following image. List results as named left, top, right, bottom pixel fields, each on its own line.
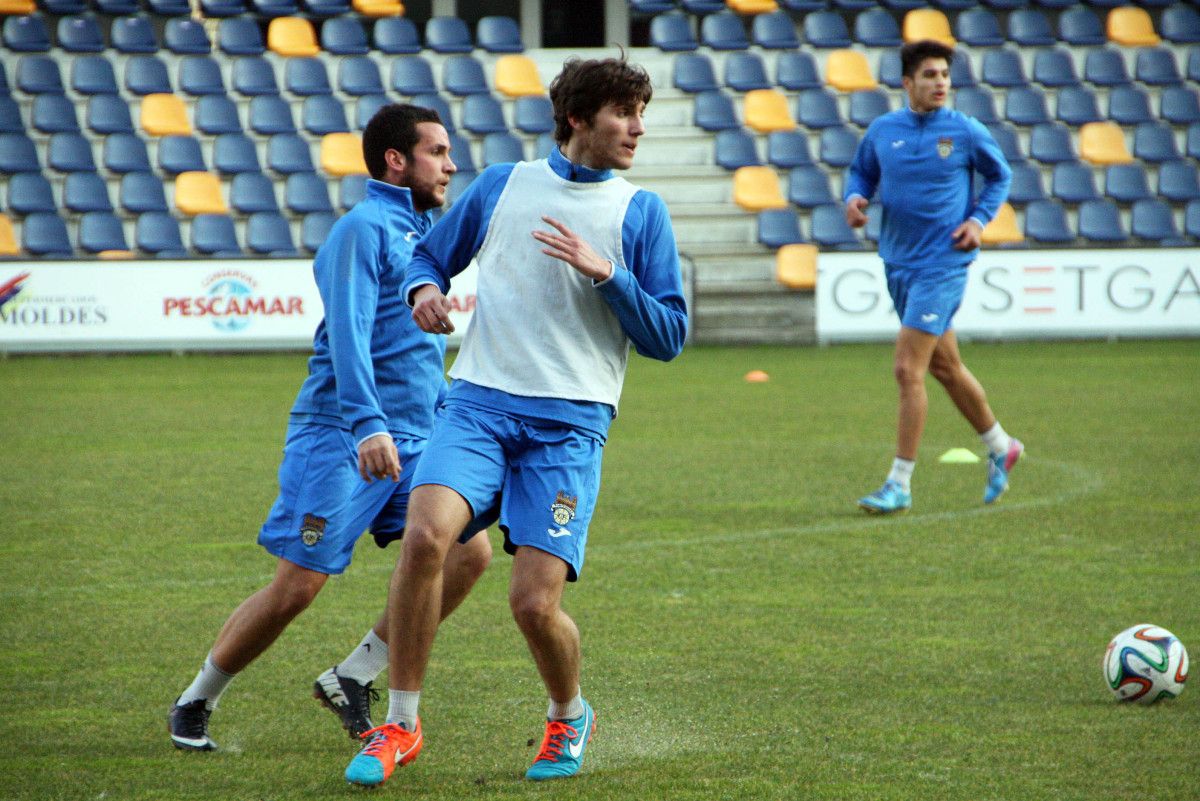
left=900, top=39, right=955, bottom=78
left=549, top=57, right=653, bottom=145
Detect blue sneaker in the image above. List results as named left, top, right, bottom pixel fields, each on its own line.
left=984, top=438, right=1024, bottom=504
left=857, top=480, right=912, bottom=515
left=525, top=699, right=595, bottom=781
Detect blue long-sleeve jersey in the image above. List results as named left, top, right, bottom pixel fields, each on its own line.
left=290, top=180, right=446, bottom=443
left=843, top=106, right=1012, bottom=270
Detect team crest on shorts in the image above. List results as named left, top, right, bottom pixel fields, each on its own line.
left=550, top=491, right=578, bottom=526
left=937, top=137, right=954, bottom=158
left=300, top=514, right=327, bottom=546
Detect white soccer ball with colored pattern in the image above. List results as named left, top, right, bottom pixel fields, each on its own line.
left=1103, top=624, right=1189, bottom=704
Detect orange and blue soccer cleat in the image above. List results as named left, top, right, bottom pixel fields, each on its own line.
left=344, top=720, right=422, bottom=787
left=525, top=699, right=595, bottom=781
left=984, top=438, right=1024, bottom=504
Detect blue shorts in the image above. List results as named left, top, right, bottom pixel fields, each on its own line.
left=258, top=423, right=485, bottom=575
left=411, top=402, right=603, bottom=582
left=885, top=263, right=969, bottom=336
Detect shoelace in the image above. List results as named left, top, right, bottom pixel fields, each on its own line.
left=357, top=723, right=415, bottom=757
left=532, top=721, right=578, bottom=763
left=177, top=702, right=211, bottom=737
left=351, top=683, right=380, bottom=720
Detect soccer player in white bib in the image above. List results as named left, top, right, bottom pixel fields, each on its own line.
left=343, top=57, right=688, bottom=785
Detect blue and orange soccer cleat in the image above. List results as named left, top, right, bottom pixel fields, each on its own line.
left=344, top=720, right=422, bottom=787
left=525, top=699, right=595, bottom=781
left=857, top=480, right=912, bottom=515
left=984, top=438, right=1024, bottom=504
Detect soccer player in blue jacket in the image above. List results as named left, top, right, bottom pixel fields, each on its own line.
left=843, top=40, right=1023, bottom=514
left=344, top=57, right=688, bottom=786
left=169, top=105, right=493, bottom=752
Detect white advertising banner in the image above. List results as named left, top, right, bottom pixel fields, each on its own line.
left=816, top=248, right=1200, bottom=343
left=0, top=259, right=480, bottom=353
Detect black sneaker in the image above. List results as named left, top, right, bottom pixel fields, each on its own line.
left=313, top=667, right=378, bottom=741
left=169, top=698, right=217, bottom=751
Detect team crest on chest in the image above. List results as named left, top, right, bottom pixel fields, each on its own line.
left=300, top=513, right=327, bottom=546
left=550, top=491, right=578, bottom=526
left=937, top=137, right=954, bottom=159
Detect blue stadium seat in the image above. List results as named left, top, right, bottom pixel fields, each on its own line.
left=443, top=55, right=489, bottom=96
left=849, top=89, right=890, bottom=127
left=714, top=128, right=760, bottom=170
left=882, top=0, right=925, bottom=7
left=930, top=0, right=973, bottom=7
left=285, top=171, right=332, bottom=214
left=119, top=171, right=169, bottom=214
left=201, top=0, right=247, bottom=16
left=1006, top=162, right=1046, bottom=204
left=0, top=98, right=22, bottom=134
left=149, top=0, right=193, bottom=14
left=804, top=11, right=851, bottom=47
left=233, top=57, right=279, bottom=96
left=87, top=96, right=133, bottom=136
left=125, top=56, right=172, bottom=95
left=219, top=18, right=265, bottom=56
left=693, top=90, right=738, bottom=131
left=136, top=211, right=186, bottom=256
left=796, top=89, right=842, bottom=128
left=1188, top=123, right=1200, bottom=160
left=251, top=0, right=299, bottom=16
left=701, top=11, right=748, bottom=50
left=96, top=0, right=139, bottom=12
left=158, top=135, right=206, bottom=174
left=673, top=54, right=718, bottom=93
left=1030, top=122, right=1076, bottom=163
left=302, top=0, right=349, bottom=16
left=777, top=52, right=821, bottom=90
left=321, top=16, right=368, bottom=55
left=33, top=94, right=80, bottom=134
left=681, top=0, right=723, bottom=11
left=752, top=11, right=799, bottom=49
left=724, top=52, right=770, bottom=92
left=819, top=125, right=859, bottom=168
left=956, top=8, right=1003, bottom=46
left=877, top=51, right=902, bottom=89
left=78, top=212, right=128, bottom=253
left=179, top=56, right=226, bottom=96
left=1188, top=199, right=1200, bottom=239
left=787, top=165, right=834, bottom=207
left=22, top=213, right=72, bottom=256
left=780, top=0, right=825, bottom=8
left=58, top=15, right=104, bottom=53
left=4, top=15, right=51, bottom=53
left=301, top=211, right=336, bottom=254
left=192, top=213, right=242, bottom=255
left=1133, top=121, right=1180, bottom=163
left=630, top=0, right=676, bottom=12
left=448, top=133, right=474, bottom=172
left=425, top=16, right=472, bottom=54
left=1023, top=199, right=1074, bottom=243
left=0, top=134, right=40, bottom=173
left=1107, top=85, right=1152, bottom=125
left=986, top=122, right=1025, bottom=163
left=1032, top=49, right=1079, bottom=87
left=1189, top=50, right=1200, bottom=83
left=950, top=50, right=977, bottom=89
left=513, top=95, right=553, bottom=134
left=374, top=16, right=421, bottom=54
left=247, top=212, right=297, bottom=255
left=338, top=56, right=383, bottom=96
left=1162, top=3, right=1200, bottom=43
left=111, top=16, right=158, bottom=54
left=954, top=87, right=999, bottom=125
left=7, top=173, right=55, bottom=214
left=165, top=18, right=211, bottom=55
left=249, top=95, right=296, bottom=134
left=477, top=15, right=523, bottom=53
left=302, top=95, right=350, bottom=135
left=1083, top=49, right=1128, bottom=86
left=1058, top=5, right=1105, bottom=45
left=1131, top=199, right=1183, bottom=244
left=411, top=93, right=455, bottom=132
left=339, top=174, right=367, bottom=210
left=214, top=132, right=261, bottom=174
left=757, top=209, right=804, bottom=248
left=286, top=58, right=332, bottom=95
left=1077, top=199, right=1127, bottom=243
left=767, top=130, right=813, bottom=168
left=72, top=55, right=119, bottom=96
left=983, top=50, right=1028, bottom=88
left=103, top=133, right=151, bottom=173
left=447, top=168, right=478, bottom=204
left=17, top=56, right=64, bottom=94
left=48, top=133, right=95, bottom=172
left=461, top=94, right=507, bottom=135
left=983, top=0, right=1024, bottom=8
left=1135, top=49, right=1181, bottom=86
left=392, top=56, right=438, bottom=95
left=482, top=131, right=524, bottom=166
left=195, top=94, right=243, bottom=135
left=1008, top=8, right=1055, bottom=46
left=229, top=171, right=279, bottom=213
left=1158, top=160, right=1200, bottom=202
left=42, top=0, right=85, bottom=12
left=1055, top=85, right=1102, bottom=125
left=1104, top=164, right=1152, bottom=203
left=834, top=0, right=874, bottom=12
left=267, top=133, right=314, bottom=173
left=854, top=8, right=901, bottom=46
left=0, top=62, right=11, bottom=96
left=810, top=203, right=864, bottom=249
left=1161, top=87, right=1200, bottom=125
left=355, top=95, right=390, bottom=130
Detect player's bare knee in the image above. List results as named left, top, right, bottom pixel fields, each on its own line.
left=269, top=576, right=324, bottom=619
left=928, top=358, right=958, bottom=385
left=893, top=360, right=925, bottom=386
left=463, top=535, right=493, bottom=580
left=401, top=522, right=451, bottom=572
left=509, top=589, right=557, bottom=634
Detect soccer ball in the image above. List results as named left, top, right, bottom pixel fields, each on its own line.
left=1103, top=624, right=1189, bottom=704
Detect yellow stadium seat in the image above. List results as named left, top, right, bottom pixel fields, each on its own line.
left=825, top=49, right=878, bottom=92
left=1079, top=121, right=1133, bottom=165
left=267, top=17, right=320, bottom=57
left=726, top=0, right=777, bottom=13
left=743, top=89, right=796, bottom=133
left=981, top=203, right=1023, bottom=246
left=903, top=9, right=955, bottom=46
left=733, top=166, right=787, bottom=211
left=0, top=214, right=18, bottom=256
left=1107, top=7, right=1160, bottom=47
left=775, top=243, right=817, bottom=290
left=0, top=0, right=36, bottom=13
left=352, top=0, right=403, bottom=16
left=175, top=172, right=228, bottom=215
left=494, top=55, right=544, bottom=97
left=321, top=132, right=369, bottom=176
left=99, top=249, right=136, bottom=260
left=140, top=94, right=192, bottom=137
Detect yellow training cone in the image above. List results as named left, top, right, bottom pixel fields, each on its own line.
left=938, top=448, right=981, bottom=464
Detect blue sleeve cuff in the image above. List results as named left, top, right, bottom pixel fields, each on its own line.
left=352, top=417, right=389, bottom=443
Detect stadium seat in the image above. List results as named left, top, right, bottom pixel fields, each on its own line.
left=338, top=56, right=383, bottom=96
left=1105, top=86, right=1152, bottom=126
left=72, top=55, right=119, bottom=96
left=681, top=0, right=723, bottom=12
left=136, top=211, right=186, bottom=255
left=1051, top=161, right=1100, bottom=203
left=63, top=170, right=112, bottom=213
left=411, top=93, right=455, bottom=132
left=17, top=56, right=63, bottom=94
left=1084, top=49, right=1129, bottom=86
left=39, top=0, right=84, bottom=12
left=1188, top=123, right=1200, bottom=160
left=157, top=135, right=205, bottom=174
left=269, top=18, right=320, bottom=57
left=303, top=0, right=350, bottom=16
left=752, top=10, right=799, bottom=49
left=448, top=133, right=474, bottom=172
left=219, top=17, right=265, bottom=55
left=825, top=50, right=877, bottom=92
left=322, top=16, right=369, bottom=55
left=1187, top=199, right=1200, bottom=239
left=513, top=95, right=553, bottom=134
left=494, top=55, right=544, bottom=97
left=1190, top=50, right=1200, bottom=83
left=233, top=57, right=280, bottom=96
left=767, top=130, right=812, bottom=168
left=1055, top=85, right=1102, bottom=126
left=22, top=212, right=72, bottom=255
left=4, top=14, right=50, bottom=52
left=191, top=213, right=241, bottom=255
left=1080, top=121, right=1132, bottom=166
left=1157, top=159, right=1200, bottom=202
left=1135, top=49, right=1181, bottom=86
left=175, top=171, right=228, bottom=215
left=1006, top=162, right=1045, bottom=204
left=775, top=243, right=817, bottom=289
left=286, top=58, right=332, bottom=95
left=284, top=170, right=333, bottom=214
left=855, top=8, right=901, bottom=46
left=733, top=165, right=787, bottom=210
left=986, top=122, right=1025, bottom=163
left=392, top=56, right=437, bottom=95
left=302, top=95, right=350, bottom=135
left=787, top=164, right=834, bottom=207
left=355, top=95, right=390, bottom=130
left=0, top=134, right=39, bottom=173
left=252, top=0, right=300, bottom=17
left=1030, top=122, right=1076, bottom=163
left=1161, top=87, right=1200, bottom=125
left=47, top=132, right=95, bottom=172
left=982, top=49, right=1027, bottom=89
left=849, top=89, right=890, bottom=128
left=1130, top=198, right=1183, bottom=244
left=481, top=131, right=524, bottom=166
left=0, top=98, right=19, bottom=135
left=7, top=172, right=55, bottom=214
left=877, top=51, right=903, bottom=89
left=780, top=0, right=824, bottom=8
left=78, top=212, right=129, bottom=254
left=195, top=95, right=243, bottom=135
left=103, top=133, right=151, bottom=173
left=214, top=132, right=262, bottom=174
left=819, top=125, right=859, bottom=168
left=673, top=53, right=718, bottom=93
left=776, top=52, right=821, bottom=90
left=630, top=0, right=676, bottom=12
left=268, top=133, right=314, bottom=174
left=229, top=171, right=280, bottom=214
left=694, top=90, right=739, bottom=131
left=714, top=128, right=760, bottom=170
left=140, top=94, right=191, bottom=136
left=1008, top=8, right=1055, bottom=46
left=0, top=213, right=16, bottom=256
left=165, top=18, right=211, bottom=55
left=701, top=11, right=749, bottom=50
left=1107, top=6, right=1159, bottom=46
left=180, top=56, right=227, bottom=96
left=352, top=0, right=403, bottom=17
left=796, top=88, right=842, bottom=128
left=1077, top=199, right=1127, bottom=243
left=461, top=94, right=507, bottom=135
left=446, top=168, right=478, bottom=203
left=744, top=89, right=795, bottom=133
left=119, top=171, right=169, bottom=213
left=443, top=55, right=488, bottom=96
left=58, top=15, right=104, bottom=53
left=1104, top=164, right=1152, bottom=203
left=149, top=0, right=195, bottom=15
left=249, top=95, right=296, bottom=134
left=477, top=15, right=523, bottom=53
left=425, top=16, right=472, bottom=53
left=804, top=11, right=851, bottom=47
left=1033, top=49, right=1080, bottom=88
left=1132, top=121, right=1180, bottom=163
left=246, top=211, right=297, bottom=255
left=301, top=211, right=336, bottom=254
left=111, top=15, right=158, bottom=54
left=810, top=203, right=863, bottom=249
left=954, top=87, right=999, bottom=125
left=724, top=52, right=770, bottom=92
left=339, top=173, right=367, bottom=210
left=96, top=0, right=140, bottom=12
left=1162, top=3, right=1200, bottom=43
left=981, top=203, right=1023, bottom=246
left=956, top=8, right=1002, bottom=46
left=650, top=12, right=697, bottom=51
left=1059, top=5, right=1106, bottom=45
left=201, top=0, right=247, bottom=16
left=374, top=17, right=421, bottom=53
left=125, top=56, right=172, bottom=95
left=321, top=132, right=367, bottom=176
left=1023, top=199, right=1074, bottom=243
left=757, top=208, right=804, bottom=248
left=32, top=94, right=80, bottom=134
left=726, top=0, right=776, bottom=11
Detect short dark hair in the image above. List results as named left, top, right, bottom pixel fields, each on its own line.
left=549, top=56, right=653, bottom=145
left=362, top=103, right=443, bottom=180
left=900, top=40, right=955, bottom=79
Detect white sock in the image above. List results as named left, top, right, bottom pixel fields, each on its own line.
left=548, top=693, right=584, bottom=721
left=887, top=457, right=915, bottom=492
left=178, top=653, right=235, bottom=711
left=980, top=422, right=1011, bottom=457
left=386, top=690, right=420, bottom=730
left=336, top=629, right=388, bottom=685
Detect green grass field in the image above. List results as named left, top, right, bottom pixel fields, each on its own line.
left=1, top=340, right=1197, bottom=801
